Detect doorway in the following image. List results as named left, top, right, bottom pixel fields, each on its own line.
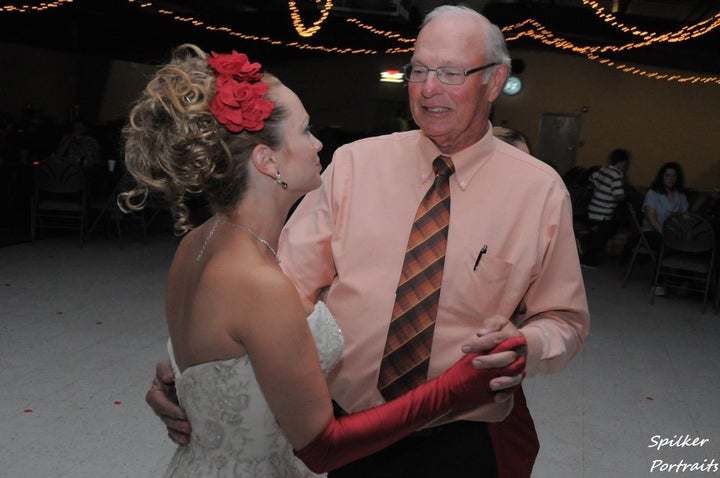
left=537, top=113, right=581, bottom=175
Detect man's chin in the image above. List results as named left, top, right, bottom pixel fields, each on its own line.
left=418, top=123, right=449, bottom=140
left=425, top=134, right=454, bottom=153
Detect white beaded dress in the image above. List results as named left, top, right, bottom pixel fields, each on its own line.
left=163, top=302, right=344, bottom=478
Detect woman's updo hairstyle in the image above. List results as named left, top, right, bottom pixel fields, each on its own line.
left=120, top=43, right=286, bottom=234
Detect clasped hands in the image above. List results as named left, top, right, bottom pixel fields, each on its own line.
left=460, top=314, right=528, bottom=404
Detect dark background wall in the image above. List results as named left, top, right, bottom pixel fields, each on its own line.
left=3, top=40, right=718, bottom=190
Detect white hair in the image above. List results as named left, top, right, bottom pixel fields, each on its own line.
left=420, top=4, right=511, bottom=84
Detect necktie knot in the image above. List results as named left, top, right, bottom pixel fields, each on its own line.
left=433, top=156, right=455, bottom=177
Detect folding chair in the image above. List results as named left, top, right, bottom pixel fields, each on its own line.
left=650, top=213, right=715, bottom=312
left=621, top=202, right=657, bottom=287
left=86, top=172, right=147, bottom=246
left=30, top=156, right=87, bottom=244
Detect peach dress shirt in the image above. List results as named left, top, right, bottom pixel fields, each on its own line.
left=279, top=125, right=590, bottom=423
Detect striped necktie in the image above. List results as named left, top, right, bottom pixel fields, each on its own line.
left=378, top=155, right=454, bottom=400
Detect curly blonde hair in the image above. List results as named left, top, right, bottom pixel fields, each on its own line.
left=119, top=44, right=286, bottom=234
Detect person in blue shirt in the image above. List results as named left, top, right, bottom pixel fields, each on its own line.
left=641, top=161, right=689, bottom=251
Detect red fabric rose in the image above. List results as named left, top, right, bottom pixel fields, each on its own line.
left=208, top=51, right=262, bottom=80
left=207, top=51, right=274, bottom=133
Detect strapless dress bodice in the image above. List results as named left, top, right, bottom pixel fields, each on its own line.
left=163, top=301, right=343, bottom=478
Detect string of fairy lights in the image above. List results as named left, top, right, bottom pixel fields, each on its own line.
left=289, top=0, right=332, bottom=38
left=2, top=0, right=719, bottom=85
left=0, top=0, right=70, bottom=12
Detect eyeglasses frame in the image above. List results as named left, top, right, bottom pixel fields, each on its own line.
left=402, top=62, right=499, bottom=85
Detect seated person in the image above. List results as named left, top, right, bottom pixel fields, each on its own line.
left=493, top=126, right=529, bottom=154
left=694, top=186, right=720, bottom=229
left=55, top=120, right=102, bottom=170
left=582, top=148, right=631, bottom=266
left=641, top=161, right=689, bottom=251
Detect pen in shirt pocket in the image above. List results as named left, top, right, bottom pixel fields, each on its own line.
left=473, top=244, right=488, bottom=271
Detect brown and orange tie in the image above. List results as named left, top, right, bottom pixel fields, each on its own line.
left=378, top=155, right=455, bottom=401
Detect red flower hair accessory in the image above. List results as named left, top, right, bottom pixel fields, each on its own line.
left=208, top=51, right=274, bottom=133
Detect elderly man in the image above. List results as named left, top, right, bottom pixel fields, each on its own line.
left=147, top=5, right=589, bottom=478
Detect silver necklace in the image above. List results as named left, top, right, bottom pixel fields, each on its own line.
left=218, top=216, right=281, bottom=263
left=195, top=216, right=221, bottom=262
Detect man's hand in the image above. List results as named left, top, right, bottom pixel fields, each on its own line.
left=146, top=360, right=191, bottom=445
left=460, top=316, right=528, bottom=402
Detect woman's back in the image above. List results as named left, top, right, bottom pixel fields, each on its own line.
left=165, top=217, right=304, bottom=371
left=161, top=217, right=345, bottom=477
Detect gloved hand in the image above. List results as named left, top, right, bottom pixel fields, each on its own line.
left=295, top=335, right=527, bottom=472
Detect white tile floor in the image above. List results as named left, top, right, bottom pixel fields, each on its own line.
left=1, top=233, right=719, bottom=477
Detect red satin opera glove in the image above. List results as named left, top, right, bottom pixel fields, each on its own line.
left=295, top=335, right=527, bottom=473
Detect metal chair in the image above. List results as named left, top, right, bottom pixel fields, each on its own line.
left=622, top=202, right=657, bottom=287
left=30, top=156, right=87, bottom=244
left=86, top=172, right=148, bottom=246
left=650, top=212, right=715, bottom=312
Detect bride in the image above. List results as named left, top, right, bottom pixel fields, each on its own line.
left=120, top=44, right=526, bottom=477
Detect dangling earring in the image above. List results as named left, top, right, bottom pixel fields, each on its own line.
left=275, top=171, right=288, bottom=190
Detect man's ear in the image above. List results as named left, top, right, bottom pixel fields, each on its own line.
left=487, top=63, right=509, bottom=103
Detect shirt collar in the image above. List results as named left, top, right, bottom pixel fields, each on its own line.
left=415, top=122, right=495, bottom=191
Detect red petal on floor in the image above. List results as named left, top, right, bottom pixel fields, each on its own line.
left=114, top=401, right=122, bottom=405
left=56, top=311, right=63, bottom=315
left=24, top=409, right=33, bottom=413
left=96, top=322, right=103, bottom=325
left=646, top=396, right=654, bottom=400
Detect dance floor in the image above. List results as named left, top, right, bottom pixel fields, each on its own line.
left=1, top=231, right=718, bottom=477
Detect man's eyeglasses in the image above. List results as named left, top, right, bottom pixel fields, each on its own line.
left=402, top=62, right=498, bottom=85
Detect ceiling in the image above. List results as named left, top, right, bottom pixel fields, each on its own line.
left=1, top=0, right=718, bottom=74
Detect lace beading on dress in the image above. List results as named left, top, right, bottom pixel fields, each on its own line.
left=163, top=302, right=343, bottom=478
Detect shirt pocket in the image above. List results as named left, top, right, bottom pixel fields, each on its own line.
left=444, top=252, right=515, bottom=322
left=473, top=253, right=513, bottom=284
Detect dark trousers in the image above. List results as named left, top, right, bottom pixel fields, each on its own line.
left=487, top=387, right=539, bottom=478
left=644, top=229, right=662, bottom=252
left=584, top=218, right=619, bottom=264
left=327, top=419, right=497, bottom=478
